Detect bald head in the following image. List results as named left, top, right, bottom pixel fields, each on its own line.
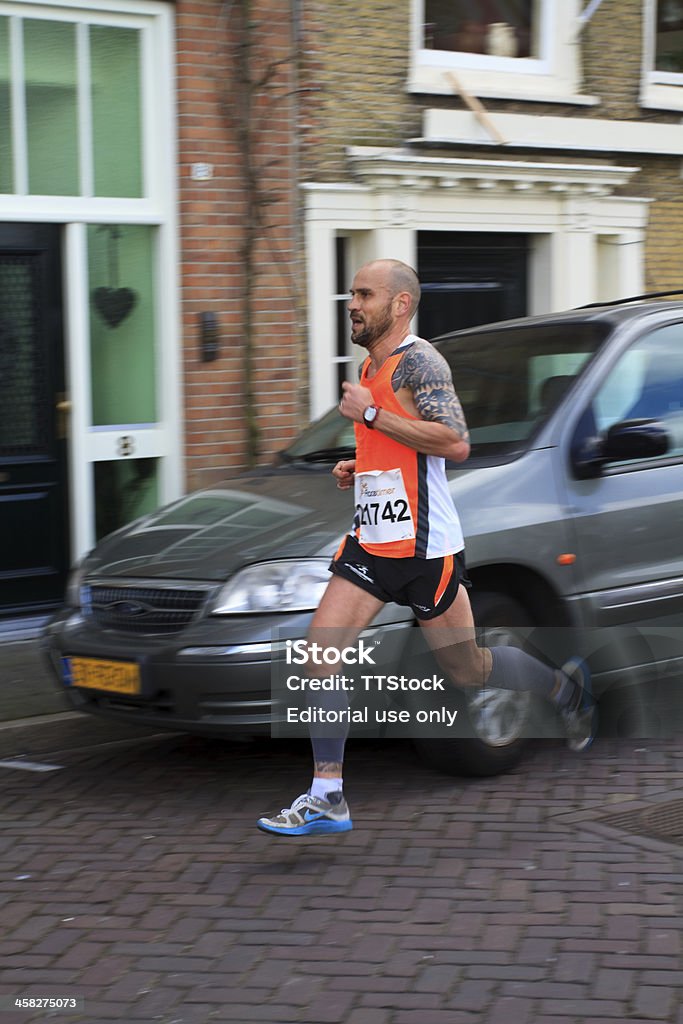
left=364, top=259, right=421, bottom=318
left=348, top=259, right=422, bottom=350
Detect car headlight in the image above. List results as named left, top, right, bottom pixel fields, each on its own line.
left=211, top=559, right=331, bottom=614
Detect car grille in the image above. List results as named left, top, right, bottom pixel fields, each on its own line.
left=84, top=582, right=212, bottom=635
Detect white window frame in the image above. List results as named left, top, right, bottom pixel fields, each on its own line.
left=0, top=0, right=181, bottom=559
left=641, top=0, right=683, bottom=110
left=409, top=0, right=591, bottom=105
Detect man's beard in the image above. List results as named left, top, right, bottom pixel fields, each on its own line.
left=351, top=303, right=394, bottom=348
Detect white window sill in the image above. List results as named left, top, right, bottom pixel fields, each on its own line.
left=640, top=80, right=683, bottom=112
left=409, top=61, right=594, bottom=106
left=408, top=75, right=598, bottom=106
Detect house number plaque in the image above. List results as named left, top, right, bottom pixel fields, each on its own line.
left=117, top=435, right=136, bottom=457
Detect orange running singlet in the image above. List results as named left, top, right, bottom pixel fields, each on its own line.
left=352, top=336, right=464, bottom=559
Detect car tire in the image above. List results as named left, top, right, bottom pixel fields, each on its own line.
left=412, top=591, right=539, bottom=778
left=597, top=680, right=662, bottom=738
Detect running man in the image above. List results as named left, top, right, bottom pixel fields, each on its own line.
left=257, top=259, right=597, bottom=837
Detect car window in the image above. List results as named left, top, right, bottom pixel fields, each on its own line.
left=438, top=322, right=609, bottom=455
left=283, top=323, right=609, bottom=461
left=592, top=322, right=683, bottom=461
left=594, top=348, right=648, bottom=429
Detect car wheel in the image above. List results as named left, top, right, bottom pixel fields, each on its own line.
left=598, top=684, right=661, bottom=738
left=413, top=592, right=538, bottom=778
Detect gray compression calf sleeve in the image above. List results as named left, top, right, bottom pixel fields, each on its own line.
left=307, top=683, right=349, bottom=764
left=486, top=645, right=558, bottom=699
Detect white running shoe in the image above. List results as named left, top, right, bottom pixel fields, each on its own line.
left=559, top=657, right=598, bottom=752
left=257, top=791, right=353, bottom=836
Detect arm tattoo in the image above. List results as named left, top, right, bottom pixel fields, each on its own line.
left=392, top=339, right=470, bottom=439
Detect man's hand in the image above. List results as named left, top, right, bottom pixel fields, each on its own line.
left=333, top=459, right=356, bottom=490
left=339, top=381, right=374, bottom=423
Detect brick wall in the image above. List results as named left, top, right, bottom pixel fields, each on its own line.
left=300, top=0, right=683, bottom=296
left=299, top=0, right=681, bottom=178
left=299, top=0, right=418, bottom=180
left=174, top=0, right=683, bottom=486
left=176, top=0, right=304, bottom=489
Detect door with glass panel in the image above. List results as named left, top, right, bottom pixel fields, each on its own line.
left=0, top=223, right=69, bottom=614
left=87, top=223, right=160, bottom=543
left=0, top=4, right=179, bottom=561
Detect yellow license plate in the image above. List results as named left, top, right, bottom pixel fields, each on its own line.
left=67, top=657, right=141, bottom=695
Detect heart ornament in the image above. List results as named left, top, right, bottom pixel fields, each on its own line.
left=94, top=286, right=138, bottom=328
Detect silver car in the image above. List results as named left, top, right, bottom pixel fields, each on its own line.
left=44, top=297, right=683, bottom=776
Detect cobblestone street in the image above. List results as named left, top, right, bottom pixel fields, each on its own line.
left=1, top=727, right=682, bottom=1024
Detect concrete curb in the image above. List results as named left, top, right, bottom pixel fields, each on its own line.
left=0, top=710, right=163, bottom=758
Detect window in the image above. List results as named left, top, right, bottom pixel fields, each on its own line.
left=333, top=236, right=354, bottom=397
left=88, top=224, right=157, bottom=427
left=424, top=0, right=535, bottom=57
left=592, top=323, right=683, bottom=462
left=411, top=0, right=585, bottom=103
left=655, top=0, right=683, bottom=73
left=642, top=0, right=683, bottom=109
left=0, top=10, right=143, bottom=197
left=94, top=458, right=158, bottom=541
left=437, top=322, right=608, bottom=456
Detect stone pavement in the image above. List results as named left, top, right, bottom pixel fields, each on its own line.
left=1, top=729, right=683, bottom=1024
left=0, top=638, right=68, bottom=723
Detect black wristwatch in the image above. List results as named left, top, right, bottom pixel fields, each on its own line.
left=363, top=405, right=380, bottom=429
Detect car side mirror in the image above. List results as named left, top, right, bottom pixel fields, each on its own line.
left=603, top=418, right=669, bottom=461
left=572, top=418, right=669, bottom=479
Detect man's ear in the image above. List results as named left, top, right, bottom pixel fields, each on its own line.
left=395, top=291, right=412, bottom=317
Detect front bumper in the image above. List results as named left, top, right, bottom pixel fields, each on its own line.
left=44, top=605, right=413, bottom=738
left=44, top=609, right=305, bottom=737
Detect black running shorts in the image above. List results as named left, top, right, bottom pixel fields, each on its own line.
left=330, top=534, right=470, bottom=620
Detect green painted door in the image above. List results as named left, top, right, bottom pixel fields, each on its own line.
left=0, top=223, right=69, bottom=615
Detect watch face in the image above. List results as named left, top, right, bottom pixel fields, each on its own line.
left=364, top=406, right=377, bottom=424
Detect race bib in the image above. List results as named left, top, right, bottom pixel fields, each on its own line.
left=355, top=469, right=415, bottom=546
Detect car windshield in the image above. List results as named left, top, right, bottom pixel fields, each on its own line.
left=283, top=321, right=611, bottom=462
left=283, top=407, right=355, bottom=462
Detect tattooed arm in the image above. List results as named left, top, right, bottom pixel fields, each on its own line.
left=339, top=339, right=470, bottom=462
left=393, top=339, right=469, bottom=436
left=388, top=340, right=470, bottom=460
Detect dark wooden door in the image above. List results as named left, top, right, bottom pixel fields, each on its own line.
left=0, top=223, right=69, bottom=615
left=417, top=231, right=529, bottom=340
